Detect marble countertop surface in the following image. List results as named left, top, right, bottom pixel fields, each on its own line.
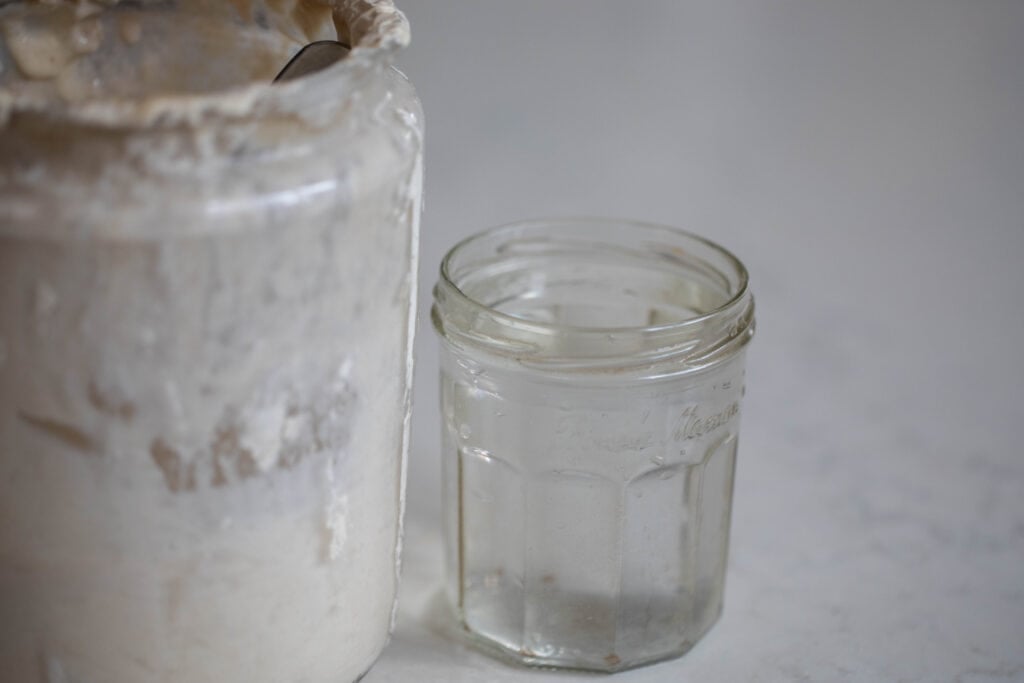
left=367, top=2, right=1024, bottom=681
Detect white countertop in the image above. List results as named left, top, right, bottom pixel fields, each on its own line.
left=367, top=2, right=1024, bottom=681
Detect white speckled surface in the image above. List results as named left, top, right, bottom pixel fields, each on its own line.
left=367, top=1, right=1024, bottom=681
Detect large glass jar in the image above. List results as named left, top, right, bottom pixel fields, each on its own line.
left=432, top=219, right=755, bottom=671
left=0, top=2, right=422, bottom=682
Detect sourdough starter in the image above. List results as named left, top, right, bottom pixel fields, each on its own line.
left=0, top=1, right=422, bottom=681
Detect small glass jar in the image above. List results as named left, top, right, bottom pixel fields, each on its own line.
left=432, top=218, right=755, bottom=672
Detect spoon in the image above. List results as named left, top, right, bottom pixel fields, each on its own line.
left=274, top=40, right=351, bottom=83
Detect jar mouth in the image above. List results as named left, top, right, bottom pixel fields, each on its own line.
left=432, top=218, right=755, bottom=378
left=0, top=0, right=409, bottom=128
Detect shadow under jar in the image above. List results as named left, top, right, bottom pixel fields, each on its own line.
left=432, top=218, right=755, bottom=672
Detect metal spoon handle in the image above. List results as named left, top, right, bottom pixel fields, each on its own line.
left=274, top=40, right=351, bottom=83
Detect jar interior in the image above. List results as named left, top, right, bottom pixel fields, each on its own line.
left=0, top=0, right=344, bottom=102
left=449, top=223, right=741, bottom=331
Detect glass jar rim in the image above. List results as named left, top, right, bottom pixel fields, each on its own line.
left=0, top=0, right=409, bottom=129
left=432, top=217, right=756, bottom=378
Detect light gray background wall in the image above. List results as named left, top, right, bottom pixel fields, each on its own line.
left=369, top=2, right=1024, bottom=681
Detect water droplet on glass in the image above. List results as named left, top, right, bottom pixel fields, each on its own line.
left=458, top=423, right=472, bottom=440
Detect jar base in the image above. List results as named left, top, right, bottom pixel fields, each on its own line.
left=453, top=601, right=723, bottom=673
